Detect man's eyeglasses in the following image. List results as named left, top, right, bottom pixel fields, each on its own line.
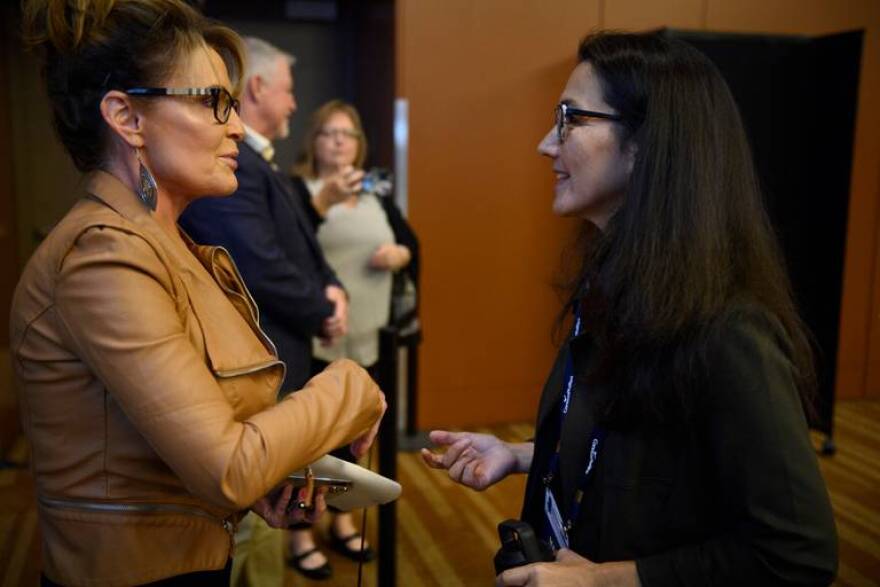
left=317, top=128, right=362, bottom=141
left=125, top=86, right=240, bottom=124
left=555, top=103, right=622, bottom=142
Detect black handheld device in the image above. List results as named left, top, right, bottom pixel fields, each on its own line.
left=493, top=519, right=555, bottom=575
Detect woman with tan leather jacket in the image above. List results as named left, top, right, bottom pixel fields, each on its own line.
left=11, top=2, right=385, bottom=585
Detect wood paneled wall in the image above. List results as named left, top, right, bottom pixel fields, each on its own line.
left=396, top=1, right=600, bottom=428
left=397, top=0, right=880, bottom=429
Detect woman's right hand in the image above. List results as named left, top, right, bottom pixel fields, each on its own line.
left=252, top=484, right=327, bottom=529
left=313, top=165, right=364, bottom=216
left=370, top=243, right=411, bottom=271
left=421, top=431, right=529, bottom=491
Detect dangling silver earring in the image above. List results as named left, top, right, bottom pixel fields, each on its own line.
left=135, top=149, right=158, bottom=211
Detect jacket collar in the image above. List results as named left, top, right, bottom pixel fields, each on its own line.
left=83, top=170, right=200, bottom=272
left=239, top=141, right=273, bottom=172
left=243, top=125, right=274, bottom=163
left=84, top=170, right=155, bottom=226
left=83, top=170, right=268, bottom=351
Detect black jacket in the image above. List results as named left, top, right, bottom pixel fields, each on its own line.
left=180, top=143, right=341, bottom=392
left=521, top=305, right=837, bottom=586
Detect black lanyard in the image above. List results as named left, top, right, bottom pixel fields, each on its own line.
left=542, top=302, right=605, bottom=541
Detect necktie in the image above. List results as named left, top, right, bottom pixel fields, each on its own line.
left=260, top=145, right=280, bottom=171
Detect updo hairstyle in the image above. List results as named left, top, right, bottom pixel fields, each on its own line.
left=22, top=0, right=244, bottom=172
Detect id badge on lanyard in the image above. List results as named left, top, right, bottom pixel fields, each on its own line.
left=544, top=485, right=569, bottom=549
left=543, top=431, right=602, bottom=550
left=541, top=301, right=604, bottom=550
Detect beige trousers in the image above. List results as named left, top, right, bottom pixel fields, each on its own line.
left=231, top=512, right=285, bottom=587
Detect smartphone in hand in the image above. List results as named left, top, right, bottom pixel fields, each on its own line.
left=267, top=472, right=352, bottom=509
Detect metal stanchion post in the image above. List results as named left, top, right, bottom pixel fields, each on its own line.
left=405, top=339, right=419, bottom=437
left=397, top=330, right=430, bottom=453
left=377, top=326, right=399, bottom=587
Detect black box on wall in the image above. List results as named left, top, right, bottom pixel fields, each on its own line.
left=662, top=28, right=864, bottom=444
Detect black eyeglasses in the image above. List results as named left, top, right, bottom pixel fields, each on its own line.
left=125, top=86, right=240, bottom=124
left=555, top=103, right=622, bottom=142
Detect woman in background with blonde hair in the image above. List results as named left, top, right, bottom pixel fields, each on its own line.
left=282, top=100, right=418, bottom=579
left=14, top=2, right=384, bottom=585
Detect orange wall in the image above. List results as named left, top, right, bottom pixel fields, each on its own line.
left=398, top=0, right=880, bottom=429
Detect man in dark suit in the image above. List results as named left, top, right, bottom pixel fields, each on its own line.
left=181, top=37, right=349, bottom=394
left=179, top=36, right=359, bottom=582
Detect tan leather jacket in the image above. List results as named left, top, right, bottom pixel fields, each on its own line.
left=10, top=171, right=383, bottom=586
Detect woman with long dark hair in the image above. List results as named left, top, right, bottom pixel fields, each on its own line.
left=423, top=31, right=837, bottom=586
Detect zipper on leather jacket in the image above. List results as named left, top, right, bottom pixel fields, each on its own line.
left=211, top=246, right=287, bottom=395
left=212, top=247, right=277, bottom=352
left=222, top=517, right=235, bottom=557
left=214, top=361, right=285, bottom=379
left=39, top=495, right=238, bottom=555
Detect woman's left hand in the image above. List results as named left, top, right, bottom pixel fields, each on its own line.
left=370, top=244, right=411, bottom=271
left=251, top=484, right=327, bottom=529
left=320, top=285, right=348, bottom=346
left=350, top=389, right=387, bottom=459
left=496, top=549, right=639, bottom=587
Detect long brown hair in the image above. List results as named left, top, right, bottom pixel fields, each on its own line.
left=22, top=0, right=244, bottom=172
left=293, top=99, right=367, bottom=179
left=560, top=32, right=817, bottom=427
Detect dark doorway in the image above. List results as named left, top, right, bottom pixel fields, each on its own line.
left=203, top=0, right=396, bottom=173
left=661, top=28, right=864, bottom=444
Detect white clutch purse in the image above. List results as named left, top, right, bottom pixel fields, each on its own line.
left=289, top=454, right=402, bottom=511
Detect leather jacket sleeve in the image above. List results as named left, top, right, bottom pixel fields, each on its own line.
left=53, top=226, right=382, bottom=510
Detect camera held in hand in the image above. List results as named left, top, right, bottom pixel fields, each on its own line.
left=494, top=519, right=555, bottom=575
left=361, top=167, right=393, bottom=196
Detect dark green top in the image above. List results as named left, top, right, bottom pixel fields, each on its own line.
left=520, top=305, right=837, bottom=586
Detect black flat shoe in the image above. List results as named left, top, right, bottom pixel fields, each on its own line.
left=329, top=530, right=376, bottom=563
left=287, top=547, right=333, bottom=580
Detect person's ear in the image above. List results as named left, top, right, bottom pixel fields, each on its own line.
left=100, top=90, right=144, bottom=149
left=245, top=74, right=263, bottom=103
